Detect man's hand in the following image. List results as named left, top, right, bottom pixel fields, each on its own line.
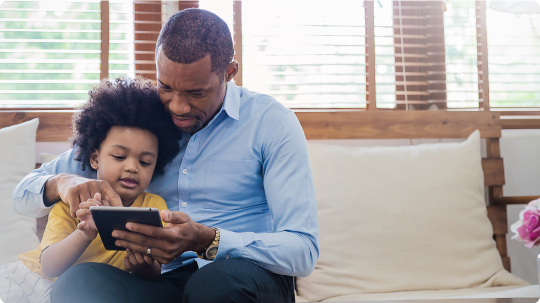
left=112, top=210, right=216, bottom=264
left=46, top=173, right=122, bottom=217
left=75, top=193, right=102, bottom=241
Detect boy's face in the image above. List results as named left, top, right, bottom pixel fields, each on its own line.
left=90, top=126, right=158, bottom=206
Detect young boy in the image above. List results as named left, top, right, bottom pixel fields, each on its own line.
left=0, top=77, right=180, bottom=303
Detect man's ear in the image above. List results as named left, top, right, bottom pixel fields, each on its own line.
left=90, top=150, right=99, bottom=170
left=225, top=60, right=239, bottom=83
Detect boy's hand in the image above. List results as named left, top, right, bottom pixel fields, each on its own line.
left=124, top=248, right=154, bottom=271
left=76, top=193, right=102, bottom=241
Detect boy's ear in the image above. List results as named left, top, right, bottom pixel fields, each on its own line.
left=90, top=150, right=99, bottom=170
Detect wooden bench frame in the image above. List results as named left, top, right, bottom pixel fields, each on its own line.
left=2, top=110, right=538, bottom=272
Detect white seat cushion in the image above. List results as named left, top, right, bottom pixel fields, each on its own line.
left=296, top=130, right=527, bottom=302
left=0, top=119, right=41, bottom=265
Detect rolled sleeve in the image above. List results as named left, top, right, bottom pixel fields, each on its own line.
left=11, top=149, right=94, bottom=218
left=12, top=172, right=55, bottom=217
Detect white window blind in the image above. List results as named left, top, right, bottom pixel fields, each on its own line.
left=109, top=0, right=135, bottom=80
left=0, top=0, right=102, bottom=108
left=0, top=0, right=135, bottom=109
left=486, top=5, right=540, bottom=108
left=2, top=0, right=539, bottom=111
left=443, top=1, right=480, bottom=109
left=240, top=1, right=367, bottom=109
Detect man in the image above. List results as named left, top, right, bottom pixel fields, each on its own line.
left=12, top=8, right=318, bottom=303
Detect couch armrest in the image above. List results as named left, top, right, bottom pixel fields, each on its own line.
left=493, top=196, right=540, bottom=205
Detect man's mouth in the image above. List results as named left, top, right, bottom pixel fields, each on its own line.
left=119, top=177, right=139, bottom=189
left=172, top=116, right=197, bottom=128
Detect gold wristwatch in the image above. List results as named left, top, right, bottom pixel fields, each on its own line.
left=196, top=227, right=220, bottom=261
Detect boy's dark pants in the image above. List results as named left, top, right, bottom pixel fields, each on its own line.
left=50, top=259, right=295, bottom=303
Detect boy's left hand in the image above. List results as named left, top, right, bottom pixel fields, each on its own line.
left=76, top=193, right=102, bottom=240
left=125, top=248, right=154, bottom=271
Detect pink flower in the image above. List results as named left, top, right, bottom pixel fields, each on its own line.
left=511, top=199, right=540, bottom=248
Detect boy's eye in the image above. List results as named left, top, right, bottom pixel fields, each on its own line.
left=112, top=155, right=125, bottom=160
left=140, top=160, right=151, bottom=166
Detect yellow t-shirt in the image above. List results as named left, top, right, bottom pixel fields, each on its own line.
left=18, top=192, right=168, bottom=281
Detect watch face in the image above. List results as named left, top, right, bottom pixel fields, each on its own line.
left=206, top=246, right=218, bottom=259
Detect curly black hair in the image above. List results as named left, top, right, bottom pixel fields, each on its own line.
left=71, top=76, right=181, bottom=176
left=156, top=8, right=234, bottom=80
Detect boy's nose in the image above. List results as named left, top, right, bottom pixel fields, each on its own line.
left=124, top=160, right=138, bottom=173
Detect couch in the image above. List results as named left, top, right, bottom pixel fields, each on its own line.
left=0, top=110, right=539, bottom=302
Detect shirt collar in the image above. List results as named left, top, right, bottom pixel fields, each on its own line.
left=221, top=81, right=240, bottom=121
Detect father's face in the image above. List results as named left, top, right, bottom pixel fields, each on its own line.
left=156, top=49, right=236, bottom=133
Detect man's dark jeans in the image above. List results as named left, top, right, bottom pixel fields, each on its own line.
left=51, top=259, right=295, bottom=303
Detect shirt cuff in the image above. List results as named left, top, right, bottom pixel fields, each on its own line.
left=34, top=175, right=56, bottom=208
left=214, top=228, right=245, bottom=261
left=20, top=175, right=56, bottom=209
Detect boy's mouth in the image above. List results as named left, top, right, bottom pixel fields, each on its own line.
left=119, top=177, right=139, bottom=189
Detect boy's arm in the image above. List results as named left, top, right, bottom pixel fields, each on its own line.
left=40, top=229, right=93, bottom=278
left=40, top=197, right=101, bottom=278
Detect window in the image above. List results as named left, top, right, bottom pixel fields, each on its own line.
left=203, top=0, right=540, bottom=111
left=0, top=0, right=103, bottom=108
left=0, top=0, right=150, bottom=108
left=486, top=4, right=540, bottom=108
left=1, top=0, right=539, bottom=113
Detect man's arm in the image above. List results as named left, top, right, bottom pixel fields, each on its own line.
left=12, top=149, right=85, bottom=217
left=12, top=149, right=122, bottom=218
left=214, top=111, right=319, bottom=277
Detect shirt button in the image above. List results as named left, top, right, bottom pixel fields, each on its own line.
left=181, top=202, right=187, bottom=208
left=182, top=169, right=187, bottom=174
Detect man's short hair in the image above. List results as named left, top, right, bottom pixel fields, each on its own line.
left=156, top=8, right=234, bottom=77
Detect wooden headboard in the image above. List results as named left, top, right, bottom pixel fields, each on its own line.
left=2, top=109, right=536, bottom=272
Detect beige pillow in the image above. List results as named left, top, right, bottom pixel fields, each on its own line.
left=297, top=130, right=525, bottom=302
left=0, top=119, right=41, bottom=265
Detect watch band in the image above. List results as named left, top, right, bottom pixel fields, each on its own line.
left=196, top=227, right=220, bottom=260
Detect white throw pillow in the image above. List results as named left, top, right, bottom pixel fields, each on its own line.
left=297, top=130, right=526, bottom=302
left=0, top=119, right=41, bottom=265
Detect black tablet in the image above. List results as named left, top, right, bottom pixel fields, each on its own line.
left=90, top=206, right=163, bottom=251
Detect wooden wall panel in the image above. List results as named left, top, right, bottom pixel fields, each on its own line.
left=296, top=111, right=501, bottom=139
left=0, top=111, right=73, bottom=142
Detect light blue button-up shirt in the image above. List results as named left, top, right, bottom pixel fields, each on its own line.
left=12, top=82, right=319, bottom=277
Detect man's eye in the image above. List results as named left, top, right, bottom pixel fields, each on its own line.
left=190, top=92, right=203, bottom=97
left=112, top=155, right=125, bottom=160
left=159, top=84, right=172, bottom=91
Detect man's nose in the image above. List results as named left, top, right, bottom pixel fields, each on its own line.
left=169, top=92, right=192, bottom=115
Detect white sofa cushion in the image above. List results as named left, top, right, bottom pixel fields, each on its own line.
left=0, top=119, right=41, bottom=265
left=297, top=130, right=526, bottom=302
